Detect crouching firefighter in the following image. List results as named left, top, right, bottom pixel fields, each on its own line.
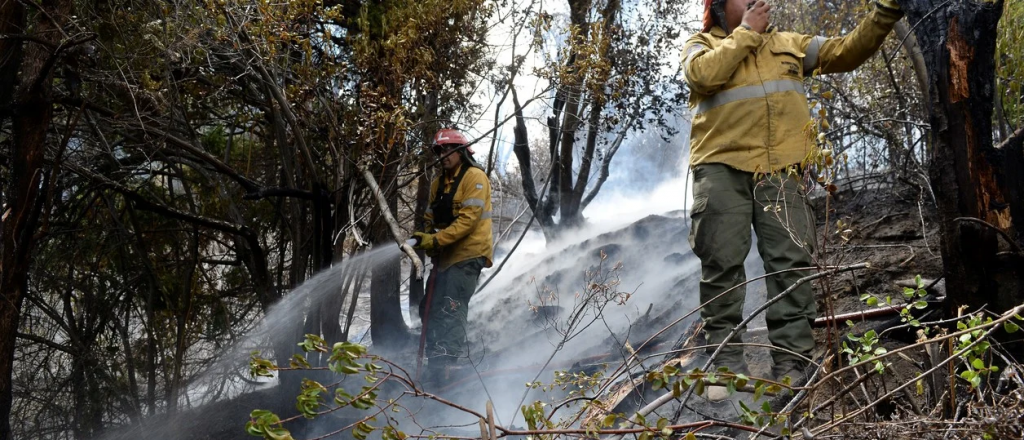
left=410, top=128, right=494, bottom=388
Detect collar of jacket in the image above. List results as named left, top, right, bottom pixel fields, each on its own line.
left=708, top=25, right=776, bottom=40
left=443, top=163, right=468, bottom=180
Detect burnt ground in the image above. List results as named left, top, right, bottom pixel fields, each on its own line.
left=413, top=182, right=958, bottom=437
left=106, top=182, right=1024, bottom=440
left=810, top=183, right=944, bottom=327
left=445, top=180, right=999, bottom=439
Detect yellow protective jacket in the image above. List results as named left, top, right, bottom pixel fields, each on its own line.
left=425, top=164, right=494, bottom=270
left=682, top=3, right=903, bottom=173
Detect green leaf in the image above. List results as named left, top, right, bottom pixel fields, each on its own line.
left=866, top=297, right=878, bottom=307
left=972, top=358, right=986, bottom=370
left=753, top=383, right=765, bottom=402
left=1005, top=321, right=1020, bottom=333
left=735, top=374, right=749, bottom=389
left=266, top=427, right=295, bottom=440
left=914, top=300, right=928, bottom=309
left=245, top=421, right=263, bottom=436
left=684, top=433, right=697, bottom=440
left=602, top=414, right=617, bottom=427
left=651, top=378, right=664, bottom=390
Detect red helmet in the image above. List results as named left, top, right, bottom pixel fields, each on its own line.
left=432, top=128, right=474, bottom=154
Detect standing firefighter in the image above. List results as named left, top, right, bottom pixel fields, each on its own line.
left=411, top=128, right=494, bottom=387
left=683, top=0, right=902, bottom=399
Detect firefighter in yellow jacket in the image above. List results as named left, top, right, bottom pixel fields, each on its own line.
left=683, top=0, right=902, bottom=399
left=411, top=128, right=494, bottom=385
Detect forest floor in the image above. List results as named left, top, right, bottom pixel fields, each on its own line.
left=111, top=181, right=1024, bottom=440
left=721, top=182, right=1024, bottom=439
left=403, top=181, right=1024, bottom=439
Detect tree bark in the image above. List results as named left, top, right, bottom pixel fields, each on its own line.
left=904, top=0, right=1024, bottom=313
left=0, top=1, right=70, bottom=438
left=0, top=2, right=24, bottom=120
left=365, top=164, right=411, bottom=350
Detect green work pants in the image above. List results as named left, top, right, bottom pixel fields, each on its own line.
left=688, top=164, right=817, bottom=366
left=421, top=257, right=484, bottom=380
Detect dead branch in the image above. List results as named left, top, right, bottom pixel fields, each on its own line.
left=806, top=304, right=1024, bottom=436
left=607, top=263, right=871, bottom=440
left=995, top=126, right=1024, bottom=151
left=954, top=217, right=1024, bottom=255
left=359, top=163, right=423, bottom=279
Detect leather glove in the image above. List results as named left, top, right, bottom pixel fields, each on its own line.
left=412, top=232, right=439, bottom=252
left=876, top=0, right=900, bottom=11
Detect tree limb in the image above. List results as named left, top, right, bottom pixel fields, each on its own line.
left=995, top=126, right=1024, bottom=151
left=62, top=97, right=262, bottom=192
left=242, top=187, right=316, bottom=201
left=62, top=160, right=253, bottom=237
left=359, top=164, right=423, bottom=279
left=16, top=332, right=73, bottom=354
left=954, top=217, right=1023, bottom=255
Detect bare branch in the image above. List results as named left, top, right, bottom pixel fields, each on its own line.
left=359, top=163, right=423, bottom=279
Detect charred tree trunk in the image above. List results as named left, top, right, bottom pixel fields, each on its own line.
left=904, top=0, right=1024, bottom=313
left=0, top=1, right=70, bottom=438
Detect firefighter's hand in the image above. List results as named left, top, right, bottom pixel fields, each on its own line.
left=875, top=0, right=900, bottom=11
left=741, top=0, right=771, bottom=33
left=412, top=232, right=438, bottom=251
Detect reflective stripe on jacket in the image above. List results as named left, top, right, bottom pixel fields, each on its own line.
left=682, top=4, right=903, bottom=173
left=425, top=165, right=494, bottom=270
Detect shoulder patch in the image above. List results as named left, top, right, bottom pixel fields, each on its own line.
left=475, top=183, right=483, bottom=190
